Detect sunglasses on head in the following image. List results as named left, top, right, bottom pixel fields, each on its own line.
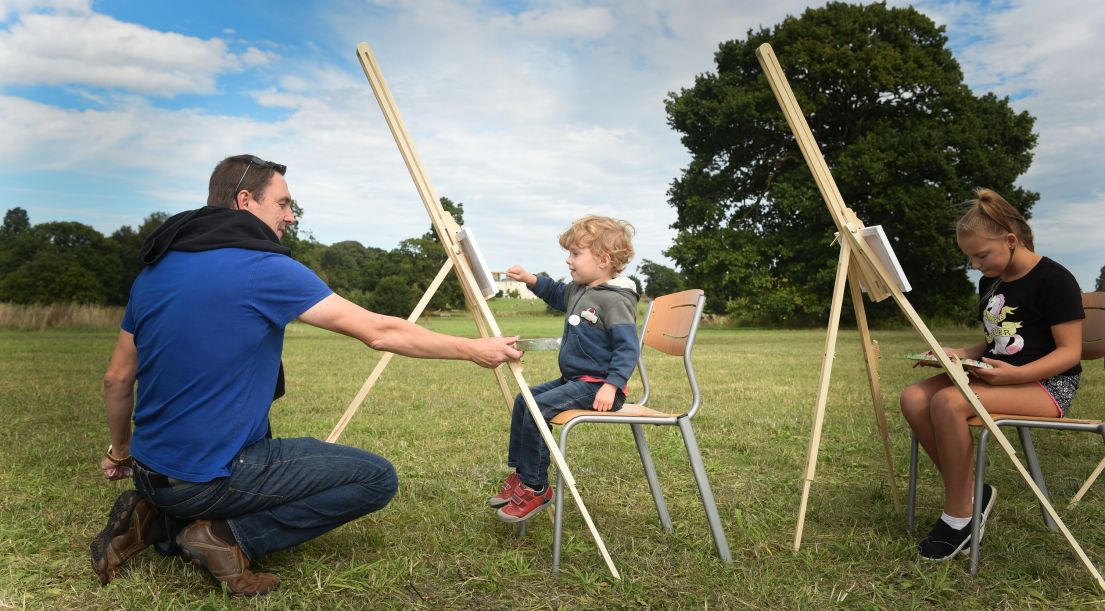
left=232, top=156, right=287, bottom=207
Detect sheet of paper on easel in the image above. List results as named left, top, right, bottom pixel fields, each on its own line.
left=859, top=225, right=911, bottom=293
left=457, top=227, right=498, bottom=299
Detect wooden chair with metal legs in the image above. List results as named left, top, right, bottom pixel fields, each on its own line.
left=544, top=289, right=732, bottom=573
left=906, top=291, right=1105, bottom=575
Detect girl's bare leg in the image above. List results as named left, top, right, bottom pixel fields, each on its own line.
left=899, top=373, right=954, bottom=473
left=929, top=380, right=1057, bottom=516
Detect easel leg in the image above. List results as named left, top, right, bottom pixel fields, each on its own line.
left=358, top=42, right=619, bottom=578
left=795, top=243, right=851, bottom=551
left=847, top=262, right=901, bottom=512
left=456, top=275, right=514, bottom=410
left=1071, top=455, right=1105, bottom=507
left=327, top=259, right=454, bottom=443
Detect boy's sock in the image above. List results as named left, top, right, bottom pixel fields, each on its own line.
left=523, top=481, right=546, bottom=494
left=940, top=512, right=970, bottom=530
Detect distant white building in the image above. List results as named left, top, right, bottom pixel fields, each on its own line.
left=492, top=271, right=538, bottom=299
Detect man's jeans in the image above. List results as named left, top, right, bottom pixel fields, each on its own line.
left=132, top=437, right=398, bottom=561
left=507, top=378, right=624, bottom=488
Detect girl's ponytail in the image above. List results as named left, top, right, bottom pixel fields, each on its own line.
left=956, top=188, right=1034, bottom=250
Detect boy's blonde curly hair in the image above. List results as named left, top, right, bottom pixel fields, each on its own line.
left=558, top=215, right=636, bottom=273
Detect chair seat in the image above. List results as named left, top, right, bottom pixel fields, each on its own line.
left=550, top=404, right=682, bottom=425
left=966, top=414, right=1102, bottom=427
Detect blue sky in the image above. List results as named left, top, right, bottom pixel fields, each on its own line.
left=2, top=0, right=1103, bottom=292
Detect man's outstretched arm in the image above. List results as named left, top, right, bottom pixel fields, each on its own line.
left=298, top=294, right=521, bottom=368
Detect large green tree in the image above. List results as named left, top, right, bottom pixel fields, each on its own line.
left=0, top=220, right=122, bottom=304
left=110, top=212, right=169, bottom=304
left=637, top=259, right=685, bottom=297
left=397, top=196, right=468, bottom=311
left=664, top=2, right=1037, bottom=326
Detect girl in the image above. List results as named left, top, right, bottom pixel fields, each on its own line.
left=900, top=188, right=1084, bottom=560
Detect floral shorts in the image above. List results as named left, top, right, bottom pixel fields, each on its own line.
left=1039, top=374, right=1080, bottom=417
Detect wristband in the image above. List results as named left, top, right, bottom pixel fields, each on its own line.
left=105, top=444, right=133, bottom=467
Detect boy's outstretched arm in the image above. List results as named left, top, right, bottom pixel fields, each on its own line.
left=510, top=265, right=567, bottom=311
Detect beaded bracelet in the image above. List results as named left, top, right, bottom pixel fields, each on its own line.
left=105, top=445, right=133, bottom=467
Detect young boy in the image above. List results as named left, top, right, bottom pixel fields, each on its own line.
left=492, top=215, right=640, bottom=522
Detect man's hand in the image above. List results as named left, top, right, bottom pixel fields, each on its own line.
left=506, top=265, right=536, bottom=286
left=468, top=336, right=523, bottom=368
left=593, top=383, right=618, bottom=412
left=100, top=454, right=132, bottom=480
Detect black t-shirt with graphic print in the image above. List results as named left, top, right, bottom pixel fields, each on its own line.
left=976, top=256, right=1083, bottom=377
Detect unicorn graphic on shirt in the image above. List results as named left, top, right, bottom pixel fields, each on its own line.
left=982, top=293, right=1024, bottom=355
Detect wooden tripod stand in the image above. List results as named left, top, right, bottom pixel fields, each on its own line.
left=794, top=233, right=901, bottom=550
left=330, top=42, right=621, bottom=579
left=326, top=256, right=514, bottom=444
left=756, top=42, right=1105, bottom=589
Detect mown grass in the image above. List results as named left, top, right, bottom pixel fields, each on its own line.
left=2, top=307, right=1105, bottom=609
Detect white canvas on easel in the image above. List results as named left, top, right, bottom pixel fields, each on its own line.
left=457, top=227, right=498, bottom=299
left=333, top=42, right=621, bottom=579
left=859, top=226, right=911, bottom=293
left=836, top=224, right=912, bottom=294
left=756, top=42, right=1105, bottom=590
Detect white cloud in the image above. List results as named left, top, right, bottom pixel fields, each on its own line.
left=0, top=0, right=88, bottom=21
left=512, top=5, right=615, bottom=38
left=240, top=46, right=276, bottom=67
left=0, top=9, right=238, bottom=96
left=302, top=0, right=823, bottom=275
left=3, top=0, right=1102, bottom=290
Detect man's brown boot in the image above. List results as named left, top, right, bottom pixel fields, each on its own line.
left=90, top=490, right=167, bottom=585
left=176, top=519, right=279, bottom=596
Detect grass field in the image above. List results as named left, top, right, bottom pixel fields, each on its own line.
left=2, top=305, right=1105, bottom=608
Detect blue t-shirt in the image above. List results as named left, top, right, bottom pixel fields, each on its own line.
left=122, top=248, right=332, bottom=481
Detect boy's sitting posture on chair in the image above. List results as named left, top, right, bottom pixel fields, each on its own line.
left=492, top=215, right=640, bottom=522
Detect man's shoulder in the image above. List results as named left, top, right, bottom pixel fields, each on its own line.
left=149, top=249, right=318, bottom=285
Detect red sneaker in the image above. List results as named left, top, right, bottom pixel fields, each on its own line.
left=496, top=483, right=553, bottom=523
left=489, top=472, right=522, bottom=508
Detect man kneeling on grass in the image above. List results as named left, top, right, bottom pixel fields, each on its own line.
left=91, top=154, right=521, bottom=596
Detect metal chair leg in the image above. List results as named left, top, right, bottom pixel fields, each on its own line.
left=678, top=418, right=732, bottom=562
left=970, top=429, right=990, bottom=576
left=551, top=423, right=573, bottom=575
left=632, top=423, right=672, bottom=532
left=1016, top=427, right=1056, bottom=530
left=907, top=433, right=918, bottom=534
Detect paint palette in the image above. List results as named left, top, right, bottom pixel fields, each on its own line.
left=906, top=353, right=992, bottom=369
left=514, top=337, right=562, bottom=351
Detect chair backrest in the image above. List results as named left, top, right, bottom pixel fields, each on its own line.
left=642, top=289, right=706, bottom=356
left=1084, top=292, right=1105, bottom=361
left=636, top=289, right=706, bottom=417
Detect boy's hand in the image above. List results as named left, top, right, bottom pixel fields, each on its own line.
left=593, top=383, right=617, bottom=412
left=506, top=265, right=536, bottom=286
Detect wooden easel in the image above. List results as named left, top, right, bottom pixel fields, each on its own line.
left=756, top=43, right=1105, bottom=589
left=331, top=42, right=620, bottom=580
left=326, top=254, right=514, bottom=443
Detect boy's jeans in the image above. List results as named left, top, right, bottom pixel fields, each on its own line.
left=508, top=378, right=624, bottom=487
left=132, top=437, right=398, bottom=561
